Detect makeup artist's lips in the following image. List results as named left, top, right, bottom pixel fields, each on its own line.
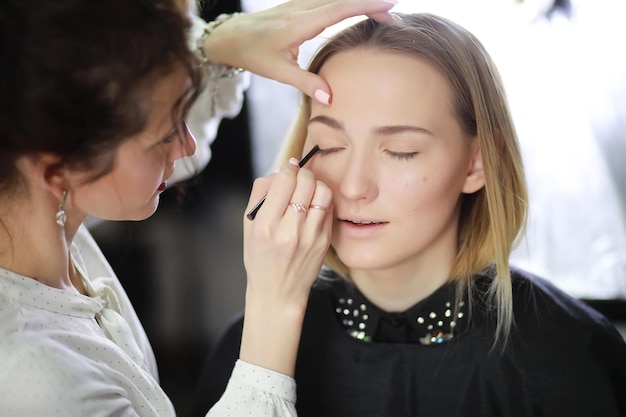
left=337, top=218, right=388, bottom=238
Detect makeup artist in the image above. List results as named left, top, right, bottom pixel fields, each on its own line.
left=0, top=0, right=395, bottom=416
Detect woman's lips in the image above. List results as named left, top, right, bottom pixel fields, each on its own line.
left=338, top=219, right=388, bottom=237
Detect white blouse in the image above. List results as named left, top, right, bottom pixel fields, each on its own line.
left=0, top=13, right=298, bottom=417
left=0, top=225, right=297, bottom=417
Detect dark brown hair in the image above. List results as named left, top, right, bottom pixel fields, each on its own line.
left=0, top=0, right=203, bottom=193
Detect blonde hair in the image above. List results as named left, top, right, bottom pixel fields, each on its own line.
left=277, top=13, right=528, bottom=344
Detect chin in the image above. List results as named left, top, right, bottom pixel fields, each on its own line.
left=335, top=250, right=390, bottom=271
left=113, top=202, right=159, bottom=222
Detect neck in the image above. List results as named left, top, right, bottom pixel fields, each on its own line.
left=350, top=264, right=452, bottom=313
left=349, top=235, right=457, bottom=313
left=0, top=196, right=84, bottom=293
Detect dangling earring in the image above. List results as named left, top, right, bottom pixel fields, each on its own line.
left=56, top=190, right=68, bottom=227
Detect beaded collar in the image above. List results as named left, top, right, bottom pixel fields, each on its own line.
left=330, top=278, right=468, bottom=346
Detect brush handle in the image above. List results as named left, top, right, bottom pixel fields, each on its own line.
left=246, top=145, right=320, bottom=220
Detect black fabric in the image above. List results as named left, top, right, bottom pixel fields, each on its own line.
left=189, top=268, right=626, bottom=417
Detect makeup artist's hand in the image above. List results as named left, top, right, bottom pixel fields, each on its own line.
left=202, top=0, right=397, bottom=104
left=240, top=157, right=332, bottom=376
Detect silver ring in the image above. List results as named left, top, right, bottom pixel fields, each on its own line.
left=290, top=203, right=308, bottom=213
left=309, top=205, right=328, bottom=213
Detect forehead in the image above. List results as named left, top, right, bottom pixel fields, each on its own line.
left=313, top=48, right=456, bottom=127
left=145, top=66, right=190, bottom=119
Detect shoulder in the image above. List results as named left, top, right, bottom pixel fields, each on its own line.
left=502, top=268, right=626, bottom=412
left=507, top=267, right=626, bottom=359
left=509, top=267, right=617, bottom=332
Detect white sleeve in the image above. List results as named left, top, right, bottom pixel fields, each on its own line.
left=207, top=360, right=298, bottom=417
left=170, top=14, right=251, bottom=184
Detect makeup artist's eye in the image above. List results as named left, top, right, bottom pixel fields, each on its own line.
left=160, top=121, right=184, bottom=145
left=385, top=150, right=419, bottom=161
left=317, top=147, right=343, bottom=156
left=161, top=130, right=178, bottom=144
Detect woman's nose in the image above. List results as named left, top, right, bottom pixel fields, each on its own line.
left=338, top=152, right=378, bottom=202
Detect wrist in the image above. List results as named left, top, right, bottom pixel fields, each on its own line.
left=194, top=13, right=243, bottom=79
left=240, top=300, right=307, bottom=376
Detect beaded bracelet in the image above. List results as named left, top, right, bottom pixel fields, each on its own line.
left=195, top=13, right=244, bottom=79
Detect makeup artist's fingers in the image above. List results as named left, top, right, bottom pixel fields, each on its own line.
left=243, top=163, right=329, bottom=297
left=306, top=180, right=333, bottom=223
left=244, top=158, right=300, bottom=224
left=299, top=179, right=333, bottom=253
left=283, top=167, right=316, bottom=225
left=203, top=0, right=396, bottom=106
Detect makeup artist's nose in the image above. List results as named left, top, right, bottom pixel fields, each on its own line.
left=338, top=150, right=378, bottom=202
left=170, top=123, right=197, bottom=161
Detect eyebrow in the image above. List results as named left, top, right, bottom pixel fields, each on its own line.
left=309, top=115, right=433, bottom=136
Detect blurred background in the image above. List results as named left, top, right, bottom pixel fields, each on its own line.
left=88, top=0, right=626, bottom=415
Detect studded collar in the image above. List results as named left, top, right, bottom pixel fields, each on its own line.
left=330, top=278, right=468, bottom=345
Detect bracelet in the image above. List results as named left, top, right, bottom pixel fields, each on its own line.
left=195, top=13, right=244, bottom=79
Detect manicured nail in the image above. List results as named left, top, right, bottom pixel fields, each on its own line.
left=382, top=0, right=399, bottom=4
left=288, top=157, right=299, bottom=166
left=314, top=89, right=331, bottom=105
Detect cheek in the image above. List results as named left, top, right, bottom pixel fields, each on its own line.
left=408, top=168, right=466, bottom=213
left=310, top=159, right=338, bottom=188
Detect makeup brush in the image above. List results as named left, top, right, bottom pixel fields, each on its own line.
left=246, top=145, right=320, bottom=220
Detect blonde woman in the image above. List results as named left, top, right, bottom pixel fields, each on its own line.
left=195, top=13, right=626, bottom=417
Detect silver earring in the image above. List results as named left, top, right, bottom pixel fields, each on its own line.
left=56, top=190, right=68, bottom=227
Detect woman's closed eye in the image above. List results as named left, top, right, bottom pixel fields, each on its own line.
left=385, top=150, right=419, bottom=161
left=316, top=146, right=419, bottom=161
left=317, top=147, right=344, bottom=156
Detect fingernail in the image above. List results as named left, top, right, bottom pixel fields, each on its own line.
left=314, top=89, right=331, bottom=105
left=288, top=157, right=299, bottom=166
left=382, top=0, right=399, bottom=4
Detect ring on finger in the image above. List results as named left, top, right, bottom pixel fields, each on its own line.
left=309, top=205, right=328, bottom=213
left=290, top=203, right=308, bottom=213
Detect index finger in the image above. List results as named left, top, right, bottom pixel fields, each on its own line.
left=293, top=0, right=397, bottom=39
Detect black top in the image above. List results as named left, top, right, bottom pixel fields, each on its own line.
left=189, top=268, right=626, bottom=417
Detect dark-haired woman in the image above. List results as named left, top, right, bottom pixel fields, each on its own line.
left=0, top=0, right=395, bottom=416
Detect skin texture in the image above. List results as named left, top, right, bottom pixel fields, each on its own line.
left=303, top=48, right=485, bottom=312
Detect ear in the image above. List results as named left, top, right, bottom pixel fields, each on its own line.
left=17, top=153, right=68, bottom=201
left=462, top=140, right=485, bottom=194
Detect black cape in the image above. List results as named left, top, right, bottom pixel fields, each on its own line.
left=189, top=268, right=626, bottom=417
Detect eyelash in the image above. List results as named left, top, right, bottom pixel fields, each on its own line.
left=317, top=147, right=341, bottom=156
left=161, top=131, right=178, bottom=144
left=317, top=147, right=418, bottom=161
left=385, top=150, right=419, bottom=161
